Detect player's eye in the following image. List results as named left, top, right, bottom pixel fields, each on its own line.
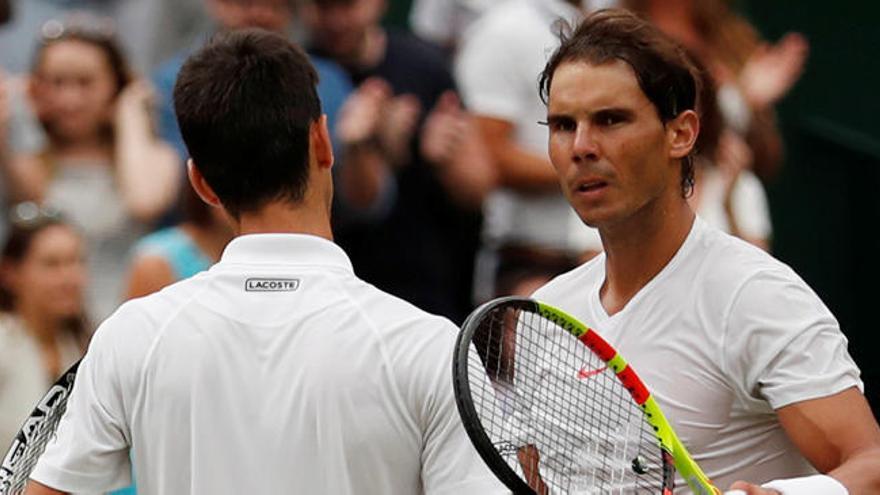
left=542, top=117, right=576, bottom=133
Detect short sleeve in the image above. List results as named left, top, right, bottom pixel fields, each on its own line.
left=723, top=267, right=862, bottom=410
left=29, top=313, right=136, bottom=493
left=417, top=322, right=508, bottom=495
left=455, top=19, right=529, bottom=122
left=409, top=0, right=454, bottom=45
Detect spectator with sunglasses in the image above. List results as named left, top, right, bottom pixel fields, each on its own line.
left=0, top=202, right=88, bottom=452
left=1, top=16, right=180, bottom=321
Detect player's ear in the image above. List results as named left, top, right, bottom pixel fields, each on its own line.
left=310, top=114, right=334, bottom=171
left=187, top=159, right=223, bottom=208
left=667, top=109, right=699, bottom=160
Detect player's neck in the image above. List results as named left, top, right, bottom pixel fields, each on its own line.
left=235, top=200, right=333, bottom=241
left=598, top=198, right=695, bottom=316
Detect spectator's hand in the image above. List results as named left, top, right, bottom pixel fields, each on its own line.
left=739, top=32, right=809, bottom=110
left=336, top=77, right=390, bottom=146
left=715, top=129, right=753, bottom=206
left=420, top=90, right=468, bottom=166
left=0, top=71, right=9, bottom=151
left=115, top=79, right=158, bottom=129
left=378, top=93, right=421, bottom=167
left=422, top=91, right=496, bottom=208
left=727, top=481, right=781, bottom=494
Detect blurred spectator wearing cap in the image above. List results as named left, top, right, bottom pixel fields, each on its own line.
left=151, top=0, right=353, bottom=166
left=0, top=202, right=88, bottom=451
left=302, top=0, right=496, bottom=323
left=0, top=16, right=180, bottom=321
left=455, top=0, right=604, bottom=300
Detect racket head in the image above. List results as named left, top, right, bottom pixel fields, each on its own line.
left=0, top=360, right=79, bottom=495
left=453, top=297, right=676, bottom=494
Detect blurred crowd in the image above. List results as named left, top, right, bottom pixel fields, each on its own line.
left=0, top=0, right=808, bottom=455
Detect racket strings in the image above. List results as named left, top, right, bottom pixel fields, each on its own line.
left=467, top=306, right=666, bottom=494
left=0, top=378, right=73, bottom=495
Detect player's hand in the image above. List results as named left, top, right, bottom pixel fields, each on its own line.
left=727, top=481, right=782, bottom=494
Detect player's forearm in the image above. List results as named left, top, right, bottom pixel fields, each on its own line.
left=830, top=447, right=880, bottom=495
left=24, top=480, right=67, bottom=495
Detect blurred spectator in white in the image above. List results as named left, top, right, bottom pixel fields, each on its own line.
left=0, top=202, right=87, bottom=450
left=0, top=0, right=208, bottom=73
left=124, top=185, right=232, bottom=299
left=625, top=0, right=808, bottom=182
left=409, top=0, right=505, bottom=50
left=302, top=0, right=495, bottom=323
left=690, top=66, right=771, bottom=250
left=1, top=15, right=180, bottom=321
left=455, top=0, right=604, bottom=299
left=152, top=0, right=352, bottom=165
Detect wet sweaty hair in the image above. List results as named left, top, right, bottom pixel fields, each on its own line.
left=539, top=9, right=702, bottom=197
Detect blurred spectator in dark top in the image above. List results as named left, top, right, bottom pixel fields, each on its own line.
left=302, top=0, right=495, bottom=323
left=0, top=15, right=180, bottom=321
left=625, top=0, right=808, bottom=182
left=0, top=202, right=87, bottom=450
left=124, top=184, right=232, bottom=299
left=152, top=0, right=352, bottom=165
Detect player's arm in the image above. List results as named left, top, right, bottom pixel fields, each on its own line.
left=476, top=116, right=559, bottom=191
left=731, top=387, right=880, bottom=494
left=517, top=444, right=549, bottom=495
left=24, top=479, right=66, bottom=495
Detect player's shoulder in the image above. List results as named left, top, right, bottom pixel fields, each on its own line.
left=690, top=222, right=809, bottom=312
left=92, top=272, right=212, bottom=348
left=341, top=276, right=458, bottom=337
left=532, top=254, right=605, bottom=305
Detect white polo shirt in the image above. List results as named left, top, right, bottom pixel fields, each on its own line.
left=31, top=234, right=506, bottom=495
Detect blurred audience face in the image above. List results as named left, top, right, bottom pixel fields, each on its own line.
left=31, top=39, right=121, bottom=144
left=304, top=0, right=385, bottom=60
left=2, top=223, right=86, bottom=321
left=208, top=0, right=293, bottom=33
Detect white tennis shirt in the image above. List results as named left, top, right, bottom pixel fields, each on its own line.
left=531, top=218, right=862, bottom=491
left=31, top=234, right=506, bottom=494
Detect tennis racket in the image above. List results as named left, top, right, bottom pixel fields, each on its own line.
left=0, top=360, right=80, bottom=495
left=452, top=297, right=720, bottom=494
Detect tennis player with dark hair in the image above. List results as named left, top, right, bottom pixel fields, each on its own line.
left=23, top=29, right=505, bottom=495
left=526, top=9, right=880, bottom=495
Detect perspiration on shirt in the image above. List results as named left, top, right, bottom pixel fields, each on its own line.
left=529, top=218, right=861, bottom=489
left=30, top=234, right=506, bottom=494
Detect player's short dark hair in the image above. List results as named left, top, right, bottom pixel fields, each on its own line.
left=539, top=9, right=702, bottom=197
left=173, top=29, right=322, bottom=218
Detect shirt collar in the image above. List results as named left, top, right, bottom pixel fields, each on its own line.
left=216, top=234, right=353, bottom=272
